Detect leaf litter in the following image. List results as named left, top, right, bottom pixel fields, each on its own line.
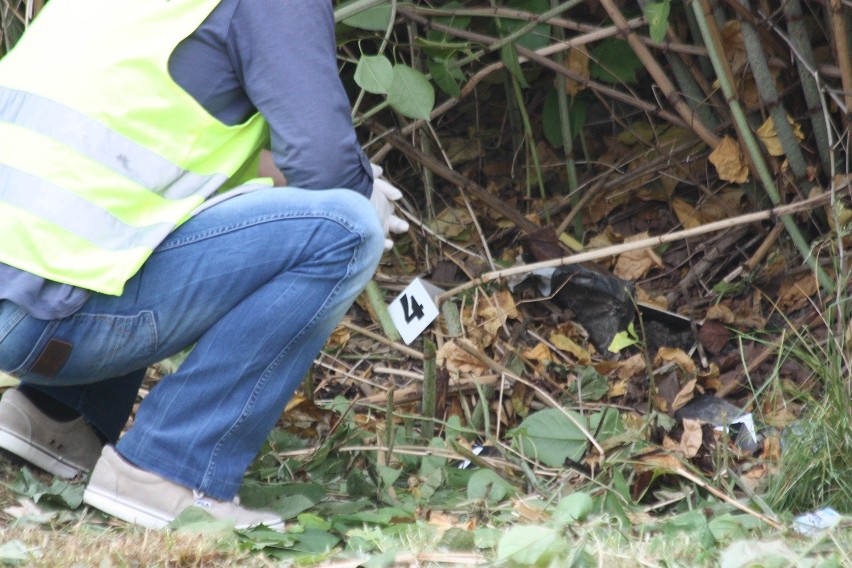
left=3, top=0, right=852, bottom=565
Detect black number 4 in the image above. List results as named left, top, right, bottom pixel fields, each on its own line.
left=400, top=294, right=425, bottom=323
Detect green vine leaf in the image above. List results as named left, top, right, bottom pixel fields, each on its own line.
left=644, top=0, right=672, bottom=44
left=387, top=64, right=435, bottom=120
left=354, top=54, right=394, bottom=95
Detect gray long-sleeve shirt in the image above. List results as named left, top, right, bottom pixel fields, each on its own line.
left=0, top=0, right=372, bottom=320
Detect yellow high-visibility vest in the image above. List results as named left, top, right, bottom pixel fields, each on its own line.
left=0, top=0, right=269, bottom=296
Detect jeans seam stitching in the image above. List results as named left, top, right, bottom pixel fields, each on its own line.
left=198, top=227, right=368, bottom=494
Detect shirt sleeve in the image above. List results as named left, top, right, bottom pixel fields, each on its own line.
left=226, top=0, right=373, bottom=197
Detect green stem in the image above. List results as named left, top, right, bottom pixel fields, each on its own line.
left=333, top=0, right=389, bottom=23
left=690, top=0, right=834, bottom=292
left=736, top=0, right=809, bottom=181
left=550, top=0, right=581, bottom=238
left=364, top=281, right=402, bottom=341
left=421, top=339, right=437, bottom=440
left=783, top=0, right=833, bottom=175
left=510, top=76, right=549, bottom=224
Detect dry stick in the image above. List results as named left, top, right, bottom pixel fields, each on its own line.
left=722, top=223, right=783, bottom=283
left=827, top=0, right=852, bottom=131
left=397, top=8, right=694, bottom=132
left=437, top=192, right=832, bottom=302
left=669, top=463, right=782, bottom=529
left=455, top=338, right=605, bottom=456
left=341, top=320, right=424, bottom=360
left=596, top=0, right=720, bottom=148
left=355, top=374, right=500, bottom=406
left=365, top=122, right=541, bottom=234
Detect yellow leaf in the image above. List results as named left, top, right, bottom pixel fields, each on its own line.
left=562, top=47, right=589, bottom=96
left=705, top=304, right=735, bottom=323
left=655, top=347, right=697, bottom=374
left=709, top=136, right=749, bottom=183
left=522, top=342, right=554, bottom=370
left=671, top=198, right=701, bottom=229
left=756, top=115, right=805, bottom=157
left=549, top=332, right=591, bottom=364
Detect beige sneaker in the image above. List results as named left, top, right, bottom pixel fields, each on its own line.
left=83, top=446, right=284, bottom=530
left=0, top=388, right=103, bottom=478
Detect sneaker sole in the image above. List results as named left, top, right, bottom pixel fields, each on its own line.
left=83, top=485, right=171, bottom=529
left=83, top=486, right=285, bottom=531
left=0, top=429, right=84, bottom=479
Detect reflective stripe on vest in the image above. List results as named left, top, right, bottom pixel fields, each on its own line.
left=0, top=0, right=269, bottom=295
left=0, top=86, right=227, bottom=200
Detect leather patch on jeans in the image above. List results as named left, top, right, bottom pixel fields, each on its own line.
left=30, top=339, right=73, bottom=378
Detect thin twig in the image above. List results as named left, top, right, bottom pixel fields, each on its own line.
left=438, top=192, right=833, bottom=301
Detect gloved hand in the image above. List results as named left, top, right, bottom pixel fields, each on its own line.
left=370, top=163, right=410, bottom=250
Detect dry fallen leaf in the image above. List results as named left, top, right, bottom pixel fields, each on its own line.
left=522, top=341, right=555, bottom=374
left=562, top=47, right=590, bottom=96
left=671, top=378, right=698, bottom=411
left=635, top=451, right=684, bottom=473
left=709, top=136, right=749, bottom=183
left=755, top=115, right=805, bottom=157
left=549, top=332, right=592, bottom=364
left=680, top=419, right=703, bottom=458
left=437, top=340, right=490, bottom=376
left=614, top=232, right=664, bottom=280
left=655, top=347, right=697, bottom=375
left=326, top=322, right=351, bottom=350
left=671, top=198, right=702, bottom=230
left=777, top=272, right=819, bottom=312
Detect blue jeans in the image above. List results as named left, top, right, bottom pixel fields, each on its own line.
left=0, top=187, right=384, bottom=499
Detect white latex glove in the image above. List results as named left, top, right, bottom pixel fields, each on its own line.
left=370, top=163, right=410, bottom=250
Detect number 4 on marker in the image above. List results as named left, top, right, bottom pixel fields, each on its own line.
left=388, top=278, right=442, bottom=345
left=400, top=294, right=425, bottom=323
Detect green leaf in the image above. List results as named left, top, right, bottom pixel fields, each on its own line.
left=644, top=1, right=671, bottom=44
left=335, top=506, right=413, bottom=526
left=509, top=408, right=589, bottom=468
left=590, top=39, right=643, bottom=85
left=168, top=507, right=237, bottom=534
left=290, top=529, right=340, bottom=554
left=473, top=527, right=502, bottom=549
left=9, top=468, right=84, bottom=510
left=297, top=512, right=332, bottom=531
left=467, top=469, right=514, bottom=505
left=427, top=1, right=471, bottom=46
left=427, top=58, right=462, bottom=98
left=542, top=88, right=586, bottom=148
left=496, top=525, right=564, bottom=564
left=354, top=54, right=394, bottom=95
left=387, top=64, right=435, bottom=120
left=340, top=2, right=392, bottom=31
left=346, top=469, right=377, bottom=498
left=238, top=482, right=326, bottom=520
left=237, top=525, right=297, bottom=551
left=567, top=366, right=610, bottom=402
left=500, top=0, right=551, bottom=51
left=0, top=540, right=34, bottom=564
left=501, top=43, right=529, bottom=88
left=552, top=492, right=594, bottom=524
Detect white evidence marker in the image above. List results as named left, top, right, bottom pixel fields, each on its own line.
left=388, top=278, right=442, bottom=345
